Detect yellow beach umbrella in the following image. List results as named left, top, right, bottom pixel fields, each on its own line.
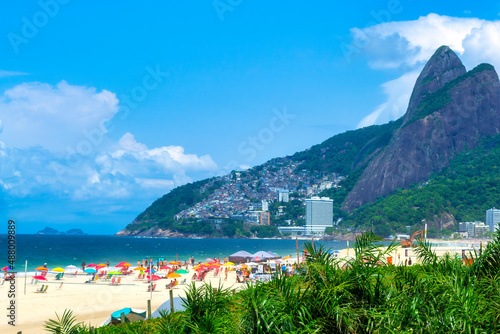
left=224, top=262, right=235, bottom=266
left=134, top=267, right=147, bottom=271
left=121, top=262, right=132, bottom=267
left=167, top=272, right=181, bottom=278
left=36, top=267, right=48, bottom=271
left=52, top=267, right=65, bottom=272
left=283, top=256, right=291, bottom=260
left=192, top=266, right=200, bottom=270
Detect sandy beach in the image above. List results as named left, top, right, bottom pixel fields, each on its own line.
left=0, top=241, right=486, bottom=334
left=1, top=265, right=249, bottom=334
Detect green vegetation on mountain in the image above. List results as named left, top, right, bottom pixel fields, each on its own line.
left=291, top=118, right=401, bottom=175
left=342, top=134, right=500, bottom=234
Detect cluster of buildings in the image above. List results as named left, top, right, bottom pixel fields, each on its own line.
left=174, top=158, right=342, bottom=227
left=458, top=208, right=500, bottom=238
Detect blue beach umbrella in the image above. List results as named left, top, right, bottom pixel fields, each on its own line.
left=84, top=268, right=97, bottom=274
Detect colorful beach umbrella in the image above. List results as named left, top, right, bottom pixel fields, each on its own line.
left=145, top=269, right=156, bottom=273
left=52, top=267, right=65, bottom=272
left=86, top=264, right=97, bottom=268
left=134, top=267, right=147, bottom=271
left=283, top=256, right=291, bottom=260
left=35, top=267, right=48, bottom=271
left=168, top=261, right=180, bottom=265
left=147, top=275, right=161, bottom=281
left=2, top=266, right=10, bottom=271
left=167, top=273, right=181, bottom=278
left=84, top=268, right=97, bottom=273
left=224, top=262, right=235, bottom=266
left=33, top=276, right=47, bottom=281
left=175, top=269, right=189, bottom=274
left=160, top=266, right=171, bottom=270
left=108, top=271, right=122, bottom=275
left=97, top=263, right=107, bottom=267
left=121, top=262, right=132, bottom=267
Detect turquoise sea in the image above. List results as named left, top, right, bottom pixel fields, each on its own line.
left=0, top=234, right=351, bottom=271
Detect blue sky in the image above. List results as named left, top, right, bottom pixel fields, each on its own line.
left=1, top=1, right=500, bottom=234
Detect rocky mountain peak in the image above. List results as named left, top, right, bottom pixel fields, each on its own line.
left=403, top=46, right=466, bottom=124
left=342, top=47, right=500, bottom=212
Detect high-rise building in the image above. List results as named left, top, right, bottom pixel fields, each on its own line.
left=486, top=208, right=500, bottom=232
left=305, top=197, right=333, bottom=235
left=458, top=222, right=467, bottom=233
left=466, top=222, right=476, bottom=238
left=278, top=189, right=289, bottom=203
left=260, top=212, right=270, bottom=225
left=261, top=200, right=269, bottom=212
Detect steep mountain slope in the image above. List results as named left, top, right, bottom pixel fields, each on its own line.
left=343, top=46, right=500, bottom=211
left=344, top=134, right=500, bottom=235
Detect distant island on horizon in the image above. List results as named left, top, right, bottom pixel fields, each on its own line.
left=36, top=226, right=87, bottom=236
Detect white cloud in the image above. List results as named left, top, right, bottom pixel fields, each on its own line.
left=353, top=14, right=500, bottom=127
left=357, top=71, right=420, bottom=128
left=0, top=80, right=119, bottom=151
left=0, top=132, right=218, bottom=201
left=0, top=70, right=28, bottom=78
left=0, top=80, right=219, bottom=203
left=353, top=14, right=484, bottom=69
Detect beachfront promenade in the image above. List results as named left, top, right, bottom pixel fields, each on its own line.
left=0, top=241, right=485, bottom=334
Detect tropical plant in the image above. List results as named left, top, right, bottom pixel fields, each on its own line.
left=44, top=309, right=87, bottom=334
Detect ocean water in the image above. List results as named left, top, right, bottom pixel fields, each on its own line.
left=0, top=234, right=350, bottom=271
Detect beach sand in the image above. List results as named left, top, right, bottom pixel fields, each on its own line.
left=0, top=268, right=242, bottom=334
left=0, top=241, right=485, bottom=333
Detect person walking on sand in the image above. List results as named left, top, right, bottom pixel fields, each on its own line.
left=224, top=267, right=228, bottom=281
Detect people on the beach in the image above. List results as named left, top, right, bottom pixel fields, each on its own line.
left=106, top=260, right=110, bottom=267
left=81, top=261, right=85, bottom=271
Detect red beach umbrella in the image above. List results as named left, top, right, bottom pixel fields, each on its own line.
left=33, top=276, right=47, bottom=280
left=147, top=275, right=161, bottom=281
left=86, top=264, right=97, bottom=268
left=160, top=266, right=171, bottom=270
left=2, top=266, right=10, bottom=271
